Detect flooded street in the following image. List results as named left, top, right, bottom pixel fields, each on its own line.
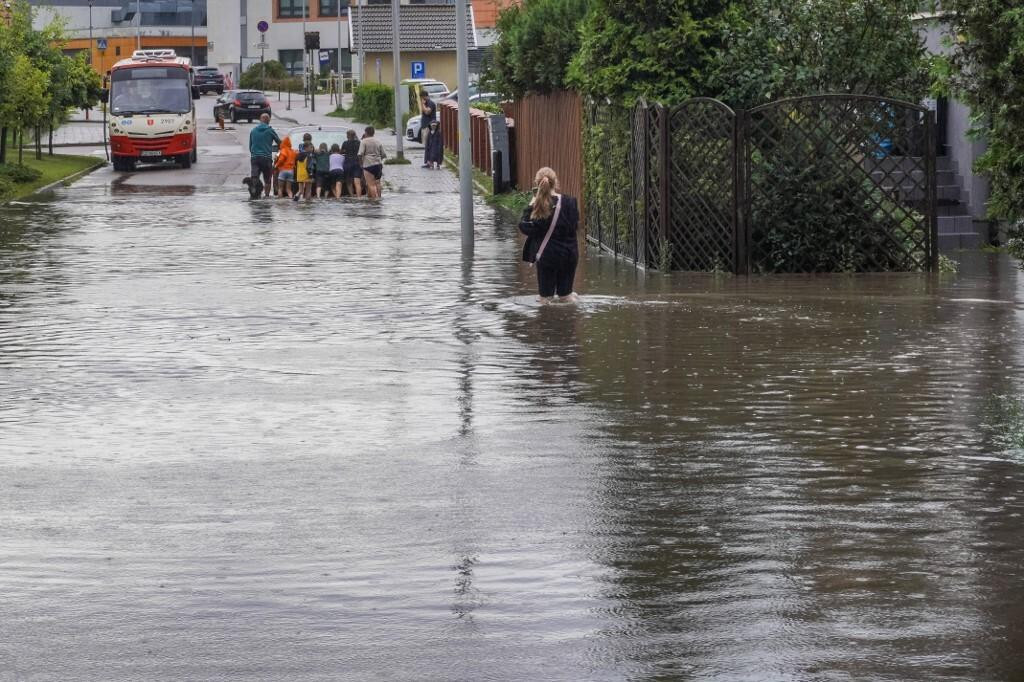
left=2, top=137, right=1024, bottom=680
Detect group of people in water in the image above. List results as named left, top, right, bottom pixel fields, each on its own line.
left=246, top=112, right=579, bottom=303
left=247, top=114, right=387, bottom=200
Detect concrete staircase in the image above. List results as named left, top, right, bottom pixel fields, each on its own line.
left=871, top=155, right=983, bottom=250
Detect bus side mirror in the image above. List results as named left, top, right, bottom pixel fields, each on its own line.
left=99, top=89, right=109, bottom=104
left=192, top=86, right=200, bottom=100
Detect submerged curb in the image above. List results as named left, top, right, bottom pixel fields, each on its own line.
left=6, top=160, right=106, bottom=204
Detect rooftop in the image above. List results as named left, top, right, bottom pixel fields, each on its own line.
left=349, top=3, right=478, bottom=53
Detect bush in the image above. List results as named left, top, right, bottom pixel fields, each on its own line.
left=239, top=60, right=289, bottom=89
left=0, top=176, right=13, bottom=198
left=485, top=0, right=590, bottom=98
left=0, top=163, right=43, bottom=183
left=351, top=84, right=394, bottom=126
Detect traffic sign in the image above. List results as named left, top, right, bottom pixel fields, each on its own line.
left=411, top=61, right=426, bottom=79
left=97, top=38, right=108, bottom=50
left=257, top=20, right=269, bottom=33
left=318, top=50, right=330, bottom=65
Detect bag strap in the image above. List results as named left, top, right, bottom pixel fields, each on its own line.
left=534, top=194, right=563, bottom=264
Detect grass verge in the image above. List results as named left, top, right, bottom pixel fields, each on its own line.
left=0, top=153, right=102, bottom=203
left=443, top=150, right=530, bottom=214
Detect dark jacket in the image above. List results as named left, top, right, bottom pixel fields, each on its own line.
left=519, top=194, right=579, bottom=264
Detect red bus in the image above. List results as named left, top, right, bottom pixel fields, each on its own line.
left=102, top=49, right=199, bottom=172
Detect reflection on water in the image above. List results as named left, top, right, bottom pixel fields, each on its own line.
left=1, top=172, right=1023, bottom=680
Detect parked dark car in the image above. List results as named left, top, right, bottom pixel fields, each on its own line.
left=213, top=90, right=272, bottom=123
left=193, top=66, right=225, bottom=95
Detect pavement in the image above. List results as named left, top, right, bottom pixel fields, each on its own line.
left=51, top=93, right=448, bottom=194
left=47, top=92, right=405, bottom=151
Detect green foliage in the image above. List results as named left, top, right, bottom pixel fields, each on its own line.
left=487, top=189, right=532, bottom=214
left=944, top=1, right=1024, bottom=223
left=0, top=55, right=50, bottom=135
left=485, top=0, right=590, bottom=99
left=710, top=0, right=930, bottom=109
left=239, top=59, right=288, bottom=89
left=982, top=394, right=1024, bottom=450
left=568, top=0, right=736, bottom=105
left=350, top=84, right=394, bottom=126
left=0, top=163, right=42, bottom=182
left=582, top=101, right=634, bottom=254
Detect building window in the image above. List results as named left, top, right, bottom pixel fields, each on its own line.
left=278, top=0, right=308, bottom=19
left=279, top=49, right=304, bottom=76
left=319, top=0, right=348, bottom=17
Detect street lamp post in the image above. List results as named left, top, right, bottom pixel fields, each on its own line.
left=336, top=0, right=342, bottom=87
left=356, top=0, right=365, bottom=85
left=88, top=0, right=93, bottom=65
left=391, top=0, right=403, bottom=160
left=302, top=0, right=308, bottom=107
left=190, top=0, right=195, bottom=65
left=136, top=0, right=141, bottom=50
left=455, top=0, right=473, bottom=254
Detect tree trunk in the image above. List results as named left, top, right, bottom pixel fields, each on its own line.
left=18, top=129, right=24, bottom=165
left=0, top=126, right=6, bottom=165
left=35, top=126, right=42, bottom=161
left=48, top=124, right=54, bottom=156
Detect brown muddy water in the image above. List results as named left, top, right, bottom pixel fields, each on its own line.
left=1, top=169, right=1023, bottom=681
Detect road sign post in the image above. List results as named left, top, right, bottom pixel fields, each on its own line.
left=257, top=21, right=268, bottom=90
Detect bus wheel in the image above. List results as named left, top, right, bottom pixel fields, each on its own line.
left=190, top=145, right=197, bottom=164
left=113, top=157, right=133, bottom=172
left=179, top=152, right=192, bottom=169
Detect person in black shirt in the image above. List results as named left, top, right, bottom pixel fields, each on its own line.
left=340, top=129, right=363, bottom=196
left=519, top=167, right=581, bottom=304
left=418, top=91, right=437, bottom=150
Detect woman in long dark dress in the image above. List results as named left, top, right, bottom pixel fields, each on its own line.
left=518, top=167, right=580, bottom=304
left=423, top=120, right=444, bottom=169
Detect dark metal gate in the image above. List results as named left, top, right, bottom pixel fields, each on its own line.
left=590, top=94, right=938, bottom=273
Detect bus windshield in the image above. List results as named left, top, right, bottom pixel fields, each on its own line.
left=110, top=67, right=191, bottom=115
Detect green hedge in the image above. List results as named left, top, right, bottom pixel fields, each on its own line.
left=351, top=84, right=394, bottom=127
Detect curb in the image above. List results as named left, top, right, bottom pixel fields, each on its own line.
left=18, top=161, right=106, bottom=200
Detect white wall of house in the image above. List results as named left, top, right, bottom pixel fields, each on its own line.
left=919, top=15, right=990, bottom=221
left=207, top=0, right=242, bottom=82
left=208, top=0, right=353, bottom=83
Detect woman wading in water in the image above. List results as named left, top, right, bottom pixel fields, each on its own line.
left=519, top=167, right=580, bottom=304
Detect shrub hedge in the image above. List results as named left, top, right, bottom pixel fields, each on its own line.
left=351, top=84, right=394, bottom=127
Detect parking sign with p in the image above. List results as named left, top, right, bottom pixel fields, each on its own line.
left=411, top=61, right=426, bottom=79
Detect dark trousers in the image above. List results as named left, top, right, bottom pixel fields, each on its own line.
left=250, top=156, right=273, bottom=188
left=536, top=255, right=577, bottom=297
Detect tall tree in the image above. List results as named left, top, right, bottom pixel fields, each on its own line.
left=710, top=0, right=930, bottom=109
left=0, top=55, right=51, bottom=165
left=567, top=0, right=738, bottom=104
left=484, top=0, right=591, bottom=99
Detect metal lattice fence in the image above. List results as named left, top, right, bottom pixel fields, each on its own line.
left=585, top=94, right=937, bottom=273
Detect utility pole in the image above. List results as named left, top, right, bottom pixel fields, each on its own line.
left=302, top=0, right=307, bottom=107
left=88, top=0, right=93, bottom=64
left=336, top=0, right=342, bottom=83
left=455, top=0, right=473, bottom=254
left=136, top=0, right=141, bottom=50
left=391, top=0, right=403, bottom=160
left=356, top=0, right=364, bottom=85
left=190, top=0, right=195, bottom=64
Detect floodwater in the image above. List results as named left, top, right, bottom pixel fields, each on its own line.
left=1, top=167, right=1023, bottom=681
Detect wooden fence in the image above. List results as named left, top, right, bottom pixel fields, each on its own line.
left=438, top=100, right=495, bottom=175
left=503, top=91, right=584, bottom=201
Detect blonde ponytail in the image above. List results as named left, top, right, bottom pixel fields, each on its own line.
left=530, top=167, right=559, bottom=220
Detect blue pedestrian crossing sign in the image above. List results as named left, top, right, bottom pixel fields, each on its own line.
left=411, top=61, right=426, bottom=79
left=97, top=38, right=108, bottom=50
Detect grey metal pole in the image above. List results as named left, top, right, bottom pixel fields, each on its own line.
left=136, top=0, right=141, bottom=50
left=336, top=0, right=342, bottom=85
left=455, top=0, right=473, bottom=254
left=88, top=1, right=93, bottom=64
left=356, top=0, right=364, bottom=85
left=190, top=0, right=195, bottom=64
left=391, top=0, right=403, bottom=160
left=302, top=0, right=307, bottom=105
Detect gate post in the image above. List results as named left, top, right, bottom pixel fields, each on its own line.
left=925, top=109, right=939, bottom=272
left=658, top=104, right=670, bottom=267
left=734, top=109, right=749, bottom=275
